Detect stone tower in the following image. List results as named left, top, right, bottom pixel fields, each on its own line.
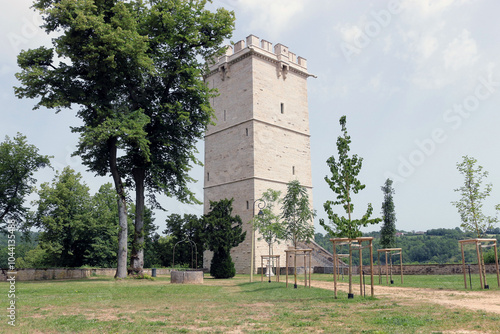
left=203, top=35, right=315, bottom=274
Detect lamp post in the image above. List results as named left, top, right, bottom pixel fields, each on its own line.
left=250, top=199, right=266, bottom=282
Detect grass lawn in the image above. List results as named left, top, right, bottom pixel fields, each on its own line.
left=0, top=274, right=498, bottom=333
left=310, top=273, right=500, bottom=291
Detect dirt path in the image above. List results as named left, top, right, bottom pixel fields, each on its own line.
left=310, top=280, right=500, bottom=315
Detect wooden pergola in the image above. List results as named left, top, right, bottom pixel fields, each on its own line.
left=459, top=238, right=499, bottom=289
left=330, top=237, right=374, bottom=298
left=284, top=249, right=312, bottom=288
left=377, top=248, right=403, bottom=284
left=260, top=255, right=280, bottom=282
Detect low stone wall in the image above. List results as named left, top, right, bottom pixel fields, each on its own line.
left=314, top=264, right=499, bottom=275
left=0, top=268, right=172, bottom=281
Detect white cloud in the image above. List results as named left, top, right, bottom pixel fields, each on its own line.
left=0, top=2, right=48, bottom=63
left=419, top=35, right=439, bottom=60
left=383, top=35, right=393, bottom=54
left=233, top=0, right=306, bottom=37
left=442, top=29, right=478, bottom=71
left=337, top=23, right=363, bottom=44
left=403, top=0, right=458, bottom=17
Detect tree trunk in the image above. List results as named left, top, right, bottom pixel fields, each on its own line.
left=129, top=167, right=145, bottom=275
left=108, top=138, right=128, bottom=279
left=293, top=235, right=297, bottom=288
left=479, top=246, right=488, bottom=288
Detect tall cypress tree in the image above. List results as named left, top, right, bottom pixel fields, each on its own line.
left=380, top=178, right=397, bottom=249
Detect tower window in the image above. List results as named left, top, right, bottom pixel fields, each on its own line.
left=246, top=128, right=249, bottom=136
left=207, top=172, right=210, bottom=181
left=246, top=201, right=249, bottom=210
left=281, top=103, right=285, bottom=114
left=292, top=166, right=295, bottom=175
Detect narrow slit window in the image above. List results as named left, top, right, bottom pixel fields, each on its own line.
left=207, top=172, right=210, bottom=181
left=246, top=201, right=249, bottom=210
left=292, top=166, right=295, bottom=175
left=281, top=103, right=285, bottom=114
left=246, top=128, right=249, bottom=136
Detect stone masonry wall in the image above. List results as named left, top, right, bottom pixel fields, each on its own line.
left=0, top=268, right=171, bottom=281
left=314, top=264, right=500, bottom=275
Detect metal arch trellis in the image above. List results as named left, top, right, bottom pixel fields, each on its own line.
left=172, top=238, right=198, bottom=269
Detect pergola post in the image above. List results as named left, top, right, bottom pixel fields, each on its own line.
left=377, top=248, right=403, bottom=286
left=459, top=239, right=499, bottom=289
left=461, top=242, right=467, bottom=289
left=331, top=237, right=374, bottom=298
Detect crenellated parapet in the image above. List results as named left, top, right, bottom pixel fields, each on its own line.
left=206, top=34, right=313, bottom=81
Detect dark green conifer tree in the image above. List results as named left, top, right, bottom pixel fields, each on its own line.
left=203, top=199, right=245, bottom=279
left=380, top=178, right=397, bottom=249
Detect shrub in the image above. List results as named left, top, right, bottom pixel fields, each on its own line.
left=210, top=250, right=236, bottom=279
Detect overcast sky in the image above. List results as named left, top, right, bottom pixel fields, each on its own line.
left=2, top=0, right=500, bottom=235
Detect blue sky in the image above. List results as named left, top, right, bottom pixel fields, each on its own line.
left=2, top=0, right=500, bottom=234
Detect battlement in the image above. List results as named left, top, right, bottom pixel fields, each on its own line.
left=208, top=34, right=309, bottom=76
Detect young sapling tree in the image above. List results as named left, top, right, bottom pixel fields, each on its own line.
left=452, top=155, right=499, bottom=287
left=252, top=189, right=284, bottom=280
left=282, top=180, right=315, bottom=288
left=319, top=115, right=380, bottom=297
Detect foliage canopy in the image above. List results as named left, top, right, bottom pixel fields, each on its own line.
left=380, top=178, right=397, bottom=248
left=203, top=198, right=246, bottom=278
left=252, top=189, right=284, bottom=251
left=320, top=116, right=380, bottom=239
left=15, top=0, right=235, bottom=276
left=451, top=156, right=499, bottom=238
left=0, top=133, right=51, bottom=229
left=281, top=180, right=315, bottom=248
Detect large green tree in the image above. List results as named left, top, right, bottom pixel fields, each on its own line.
left=124, top=0, right=234, bottom=275
left=15, top=0, right=234, bottom=277
left=319, top=116, right=380, bottom=297
left=0, top=133, right=51, bottom=230
left=281, top=180, right=315, bottom=288
left=28, top=167, right=94, bottom=267
left=27, top=168, right=124, bottom=267
left=83, top=183, right=120, bottom=267
left=380, top=178, right=397, bottom=249
left=203, top=198, right=246, bottom=279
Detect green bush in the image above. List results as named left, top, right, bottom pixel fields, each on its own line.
left=210, top=250, right=235, bottom=279
left=483, top=249, right=499, bottom=264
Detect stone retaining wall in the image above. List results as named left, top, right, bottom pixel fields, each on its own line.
left=314, top=264, right=499, bottom=275
left=3, top=264, right=498, bottom=281
left=0, top=268, right=172, bottom=281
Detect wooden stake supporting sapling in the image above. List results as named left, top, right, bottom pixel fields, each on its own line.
left=459, top=239, right=499, bottom=289
left=377, top=248, right=403, bottom=285
left=285, top=249, right=312, bottom=288
left=331, top=237, right=374, bottom=298
left=260, top=255, right=280, bottom=283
